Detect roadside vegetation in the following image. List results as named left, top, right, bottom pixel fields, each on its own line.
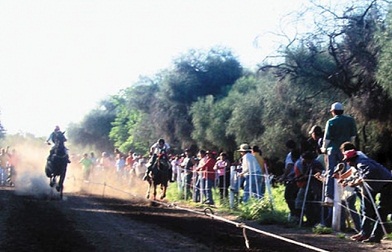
left=43, top=0, right=392, bottom=172
left=2, top=0, right=392, bottom=239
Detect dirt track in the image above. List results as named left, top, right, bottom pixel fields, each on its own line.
left=0, top=183, right=391, bottom=251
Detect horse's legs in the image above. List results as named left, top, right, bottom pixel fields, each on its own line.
left=146, top=181, right=151, bottom=199
left=153, top=184, right=157, bottom=201
left=50, top=176, right=56, bottom=187
left=53, top=166, right=66, bottom=196
left=160, top=184, right=167, bottom=200
left=57, top=167, right=67, bottom=192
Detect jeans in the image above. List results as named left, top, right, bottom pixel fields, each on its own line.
left=242, top=174, right=262, bottom=203
left=193, top=173, right=201, bottom=202
left=325, top=148, right=343, bottom=199
left=203, top=178, right=214, bottom=204
left=284, top=181, right=300, bottom=217
left=361, top=192, right=378, bottom=237
left=181, top=172, right=192, bottom=200
left=342, top=192, right=361, bottom=232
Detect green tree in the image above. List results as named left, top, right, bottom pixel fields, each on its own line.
left=67, top=100, right=116, bottom=152
left=170, top=47, right=243, bottom=104
left=259, top=1, right=392, bottom=155
left=376, top=7, right=392, bottom=100
left=139, top=47, right=243, bottom=151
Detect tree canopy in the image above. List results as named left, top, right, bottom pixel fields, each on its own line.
left=60, top=0, right=392, bottom=168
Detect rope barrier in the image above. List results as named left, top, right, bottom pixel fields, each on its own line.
left=162, top=201, right=329, bottom=252
left=61, top=167, right=392, bottom=251
left=67, top=174, right=329, bottom=251
left=243, top=227, right=250, bottom=249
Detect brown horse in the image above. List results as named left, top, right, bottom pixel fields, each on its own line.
left=146, top=154, right=171, bottom=201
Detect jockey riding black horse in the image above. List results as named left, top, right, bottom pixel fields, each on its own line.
left=146, top=151, right=171, bottom=201
left=45, top=131, right=69, bottom=196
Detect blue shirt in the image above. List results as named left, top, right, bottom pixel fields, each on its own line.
left=356, top=156, right=392, bottom=193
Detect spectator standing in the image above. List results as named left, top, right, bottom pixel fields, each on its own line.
left=193, top=150, right=207, bottom=203
left=180, top=149, right=195, bottom=200
left=294, top=151, right=324, bottom=227
left=320, top=102, right=357, bottom=206
left=90, top=152, right=97, bottom=165
left=237, top=144, right=262, bottom=203
left=115, top=151, right=126, bottom=181
left=198, top=151, right=216, bottom=205
left=214, top=152, right=231, bottom=201
left=0, top=147, right=9, bottom=185
left=6, top=148, right=18, bottom=186
left=99, top=152, right=112, bottom=179
left=79, top=153, right=94, bottom=181
left=171, top=154, right=182, bottom=185
left=125, top=150, right=135, bottom=183
left=7, top=148, right=19, bottom=169
left=252, top=145, right=265, bottom=198
left=89, top=152, right=98, bottom=178
left=307, top=125, right=326, bottom=168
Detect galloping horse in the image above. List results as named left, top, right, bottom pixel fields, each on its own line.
left=146, top=154, right=171, bottom=201
left=45, top=131, right=68, bottom=199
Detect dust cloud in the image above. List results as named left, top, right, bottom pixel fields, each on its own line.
left=3, top=140, right=151, bottom=201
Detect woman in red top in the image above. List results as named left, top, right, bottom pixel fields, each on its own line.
left=198, top=151, right=216, bottom=205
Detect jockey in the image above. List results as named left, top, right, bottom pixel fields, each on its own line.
left=46, top=125, right=62, bottom=145
left=143, top=138, right=173, bottom=182
left=46, top=125, right=71, bottom=163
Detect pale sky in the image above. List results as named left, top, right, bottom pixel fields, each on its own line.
left=0, top=0, right=333, bottom=137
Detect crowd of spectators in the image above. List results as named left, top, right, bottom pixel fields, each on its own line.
left=64, top=102, right=392, bottom=244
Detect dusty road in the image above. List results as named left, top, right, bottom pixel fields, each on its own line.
left=0, top=183, right=390, bottom=251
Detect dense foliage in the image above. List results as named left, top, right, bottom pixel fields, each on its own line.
left=64, top=1, right=392, bottom=168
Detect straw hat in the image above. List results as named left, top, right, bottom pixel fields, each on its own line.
left=237, top=143, right=251, bottom=152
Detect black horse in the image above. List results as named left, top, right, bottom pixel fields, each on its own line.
left=146, top=154, right=171, bottom=201
left=45, top=131, right=68, bottom=199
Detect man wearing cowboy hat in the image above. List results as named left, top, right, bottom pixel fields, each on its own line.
left=342, top=149, right=392, bottom=243
left=237, top=143, right=262, bottom=203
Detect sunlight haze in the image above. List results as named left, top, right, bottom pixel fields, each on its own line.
left=0, top=0, right=333, bottom=137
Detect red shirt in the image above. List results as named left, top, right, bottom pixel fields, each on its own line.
left=201, top=157, right=216, bottom=180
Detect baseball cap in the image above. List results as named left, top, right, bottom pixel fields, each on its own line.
left=330, top=102, right=344, bottom=111
left=342, top=149, right=358, bottom=161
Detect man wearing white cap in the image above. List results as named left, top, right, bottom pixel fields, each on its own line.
left=320, top=102, right=357, bottom=208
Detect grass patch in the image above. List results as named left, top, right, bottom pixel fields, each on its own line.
left=166, top=181, right=290, bottom=225
left=312, top=224, right=333, bottom=234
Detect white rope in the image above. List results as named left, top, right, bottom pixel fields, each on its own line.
left=67, top=175, right=329, bottom=252
left=168, top=203, right=329, bottom=252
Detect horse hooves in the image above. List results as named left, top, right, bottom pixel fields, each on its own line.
left=56, top=186, right=61, bottom=192
left=160, top=195, right=166, bottom=200
left=146, top=194, right=150, bottom=199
